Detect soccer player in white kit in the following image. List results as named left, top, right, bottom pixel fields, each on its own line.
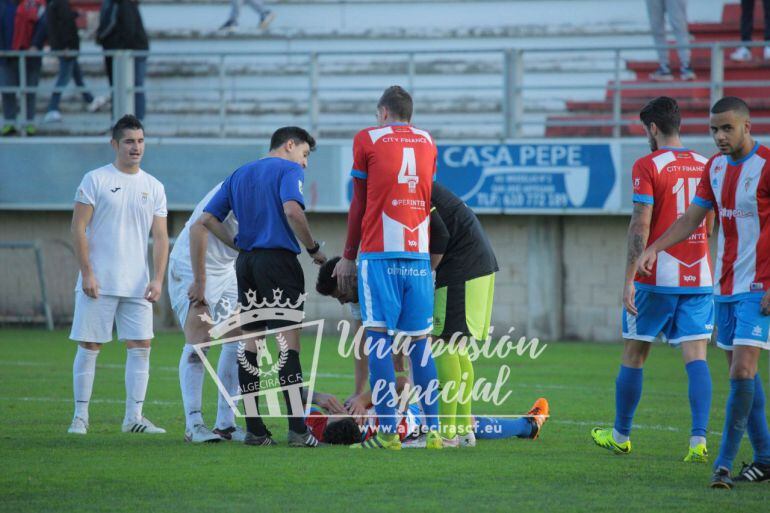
left=68, top=115, right=169, bottom=435
left=168, top=183, right=245, bottom=443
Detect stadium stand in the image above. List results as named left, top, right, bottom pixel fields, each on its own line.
left=14, top=0, right=760, bottom=139
left=547, top=2, right=770, bottom=136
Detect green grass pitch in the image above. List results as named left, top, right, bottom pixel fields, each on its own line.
left=1, top=328, right=768, bottom=512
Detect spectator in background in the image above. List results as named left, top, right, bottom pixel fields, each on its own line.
left=0, top=0, right=45, bottom=137
left=43, top=0, right=103, bottom=124
left=645, top=0, right=696, bottom=81
left=96, top=0, right=148, bottom=120
left=730, top=0, right=770, bottom=61
left=219, top=0, right=275, bottom=32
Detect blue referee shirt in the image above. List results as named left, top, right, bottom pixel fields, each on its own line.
left=204, top=157, right=305, bottom=254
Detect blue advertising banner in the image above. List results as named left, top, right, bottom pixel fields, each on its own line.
left=437, top=142, right=621, bottom=213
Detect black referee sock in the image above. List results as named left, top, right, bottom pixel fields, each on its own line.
left=238, top=350, right=268, bottom=437
left=278, top=349, right=306, bottom=433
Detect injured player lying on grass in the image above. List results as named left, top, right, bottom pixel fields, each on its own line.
left=316, top=255, right=549, bottom=448
left=304, top=383, right=548, bottom=448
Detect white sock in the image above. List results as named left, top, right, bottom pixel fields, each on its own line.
left=612, top=428, right=630, bottom=444
left=124, top=347, right=151, bottom=423
left=73, top=346, right=99, bottom=421
left=690, top=435, right=706, bottom=449
left=179, top=344, right=205, bottom=430
left=215, top=342, right=240, bottom=429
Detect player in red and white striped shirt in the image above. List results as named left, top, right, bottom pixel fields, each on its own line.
left=639, top=97, right=770, bottom=488
left=333, top=86, right=441, bottom=450
left=591, top=97, right=715, bottom=463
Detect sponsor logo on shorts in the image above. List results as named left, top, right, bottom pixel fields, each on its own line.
left=705, top=324, right=714, bottom=331
left=387, top=265, right=428, bottom=277
left=752, top=326, right=764, bottom=338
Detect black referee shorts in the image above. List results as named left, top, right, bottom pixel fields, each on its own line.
left=235, top=249, right=305, bottom=332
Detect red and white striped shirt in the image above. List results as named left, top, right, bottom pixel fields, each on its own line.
left=632, top=148, right=712, bottom=293
left=694, top=143, right=770, bottom=299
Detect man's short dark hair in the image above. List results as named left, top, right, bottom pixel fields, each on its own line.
left=322, top=417, right=362, bottom=445
left=111, top=114, right=144, bottom=141
left=377, top=86, right=413, bottom=122
left=639, top=96, right=680, bottom=136
left=711, top=96, right=750, bottom=117
left=316, top=256, right=341, bottom=296
left=269, top=126, right=316, bottom=151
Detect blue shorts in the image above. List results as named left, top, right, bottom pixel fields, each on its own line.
left=358, top=258, right=433, bottom=336
left=622, top=289, right=714, bottom=345
left=715, top=295, right=770, bottom=351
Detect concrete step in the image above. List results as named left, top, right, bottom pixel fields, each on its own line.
left=544, top=115, right=770, bottom=137
left=720, top=2, right=765, bottom=25
left=690, top=24, right=767, bottom=43
left=604, top=80, right=769, bottom=100
left=138, top=0, right=653, bottom=34
left=30, top=112, right=518, bottom=139
left=626, top=57, right=770, bottom=81
left=565, top=97, right=770, bottom=114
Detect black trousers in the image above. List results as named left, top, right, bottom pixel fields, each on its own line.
left=740, top=0, right=770, bottom=41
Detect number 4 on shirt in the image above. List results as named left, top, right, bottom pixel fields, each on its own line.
left=398, top=147, right=418, bottom=193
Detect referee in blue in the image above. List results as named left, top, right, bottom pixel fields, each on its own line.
left=199, top=126, right=327, bottom=447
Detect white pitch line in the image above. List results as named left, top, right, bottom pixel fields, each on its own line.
left=2, top=396, right=179, bottom=406
left=0, top=396, right=722, bottom=435
left=551, top=419, right=722, bottom=436
left=0, top=360, right=355, bottom=380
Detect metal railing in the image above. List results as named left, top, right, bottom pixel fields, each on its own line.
left=1, top=40, right=769, bottom=138
left=0, top=241, right=53, bottom=330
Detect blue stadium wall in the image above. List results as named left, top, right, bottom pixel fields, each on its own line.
left=0, top=137, right=723, bottom=341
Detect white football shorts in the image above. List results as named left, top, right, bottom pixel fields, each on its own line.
left=167, top=259, right=238, bottom=328
left=69, top=291, right=154, bottom=343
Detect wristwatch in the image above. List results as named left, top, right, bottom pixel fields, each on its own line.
left=307, top=241, right=321, bottom=255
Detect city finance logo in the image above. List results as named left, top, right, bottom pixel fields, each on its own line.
left=195, top=288, right=324, bottom=419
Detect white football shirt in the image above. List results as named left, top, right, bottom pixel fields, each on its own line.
left=170, top=182, right=239, bottom=276
left=74, top=164, right=167, bottom=297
